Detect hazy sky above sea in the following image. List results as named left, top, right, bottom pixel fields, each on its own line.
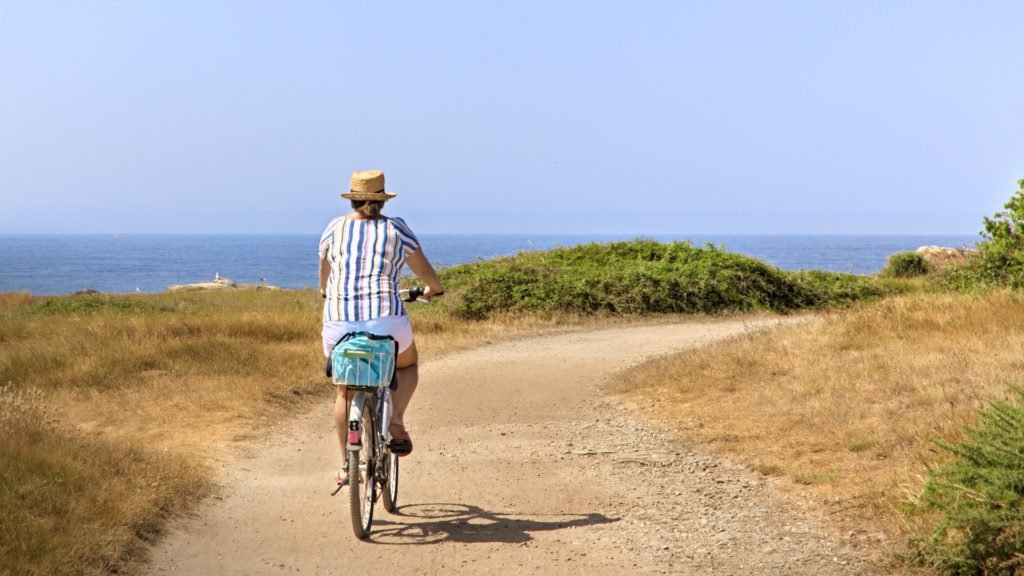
left=2, top=2, right=1022, bottom=235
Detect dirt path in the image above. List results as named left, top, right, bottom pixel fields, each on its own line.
left=148, top=318, right=874, bottom=575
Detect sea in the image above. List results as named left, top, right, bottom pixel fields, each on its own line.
left=0, top=234, right=981, bottom=296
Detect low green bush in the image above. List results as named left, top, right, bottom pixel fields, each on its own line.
left=931, top=259, right=988, bottom=292
left=437, top=240, right=894, bottom=319
left=910, top=385, right=1024, bottom=574
left=977, top=179, right=1024, bottom=288
left=883, top=251, right=932, bottom=278
left=935, top=178, right=1024, bottom=291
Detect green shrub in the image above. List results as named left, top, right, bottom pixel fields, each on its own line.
left=938, top=178, right=1024, bottom=291
left=910, top=385, right=1024, bottom=574
left=437, top=240, right=894, bottom=319
left=787, top=269, right=894, bottom=305
left=883, top=251, right=932, bottom=278
left=978, top=179, right=1024, bottom=288
left=931, top=259, right=988, bottom=292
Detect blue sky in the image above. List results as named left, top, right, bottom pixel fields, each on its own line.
left=2, top=1, right=1022, bottom=235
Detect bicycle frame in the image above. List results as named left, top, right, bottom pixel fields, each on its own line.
left=329, top=385, right=392, bottom=500
left=346, top=386, right=392, bottom=455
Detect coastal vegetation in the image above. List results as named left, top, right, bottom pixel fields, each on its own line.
left=0, top=290, right=323, bottom=575
left=3, top=179, right=1024, bottom=574
left=881, top=250, right=932, bottom=278
left=611, top=289, right=1024, bottom=572
left=910, top=386, right=1024, bottom=574
left=932, top=179, right=1024, bottom=292
left=0, top=383, right=205, bottom=576
left=610, top=178, right=1024, bottom=574
left=970, top=178, right=1024, bottom=288
left=438, top=239, right=896, bottom=319
left=0, top=289, right=640, bottom=575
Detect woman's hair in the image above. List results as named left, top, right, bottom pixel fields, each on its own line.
left=351, top=200, right=384, bottom=219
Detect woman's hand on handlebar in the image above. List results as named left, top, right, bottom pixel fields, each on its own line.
left=422, top=285, right=445, bottom=302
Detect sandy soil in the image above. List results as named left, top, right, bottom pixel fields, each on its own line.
left=147, top=318, right=876, bottom=575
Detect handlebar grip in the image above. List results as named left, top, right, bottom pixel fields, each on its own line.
left=402, top=287, right=425, bottom=302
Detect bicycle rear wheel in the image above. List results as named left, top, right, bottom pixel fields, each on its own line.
left=348, top=397, right=376, bottom=539
left=382, top=448, right=399, bottom=513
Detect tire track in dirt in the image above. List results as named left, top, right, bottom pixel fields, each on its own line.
left=147, top=318, right=874, bottom=575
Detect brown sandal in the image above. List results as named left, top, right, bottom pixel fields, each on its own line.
left=388, top=424, right=413, bottom=456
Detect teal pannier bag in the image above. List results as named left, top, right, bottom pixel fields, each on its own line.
left=330, top=332, right=397, bottom=388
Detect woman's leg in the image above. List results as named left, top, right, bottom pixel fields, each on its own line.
left=334, top=386, right=350, bottom=461
left=330, top=385, right=354, bottom=483
left=392, top=342, right=419, bottom=428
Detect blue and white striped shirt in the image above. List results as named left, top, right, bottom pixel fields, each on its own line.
left=319, top=216, right=421, bottom=322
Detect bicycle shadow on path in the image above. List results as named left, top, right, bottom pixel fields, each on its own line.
left=367, top=502, right=618, bottom=545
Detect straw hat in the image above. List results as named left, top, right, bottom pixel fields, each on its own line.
left=341, top=170, right=397, bottom=201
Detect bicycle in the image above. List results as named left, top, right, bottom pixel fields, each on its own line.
left=328, top=287, right=431, bottom=539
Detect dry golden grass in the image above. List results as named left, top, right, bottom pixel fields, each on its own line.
left=10, top=285, right=1013, bottom=573
left=612, top=290, right=1024, bottom=555
left=0, top=288, right=659, bottom=574
left=0, top=385, right=207, bottom=576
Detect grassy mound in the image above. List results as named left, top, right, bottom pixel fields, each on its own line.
left=438, top=240, right=894, bottom=319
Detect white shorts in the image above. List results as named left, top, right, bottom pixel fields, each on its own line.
left=322, top=314, right=414, bottom=358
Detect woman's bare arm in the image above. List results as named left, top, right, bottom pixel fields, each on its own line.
left=319, top=257, right=331, bottom=296
left=405, top=249, right=445, bottom=299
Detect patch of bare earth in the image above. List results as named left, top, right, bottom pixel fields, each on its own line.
left=148, top=319, right=874, bottom=575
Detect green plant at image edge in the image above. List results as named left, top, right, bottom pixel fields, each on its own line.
left=909, top=384, right=1024, bottom=575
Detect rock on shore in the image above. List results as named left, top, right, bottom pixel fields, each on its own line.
left=166, top=275, right=281, bottom=293
left=915, top=245, right=976, bottom=268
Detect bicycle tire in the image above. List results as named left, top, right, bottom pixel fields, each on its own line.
left=382, top=448, right=399, bottom=513
left=348, top=397, right=376, bottom=539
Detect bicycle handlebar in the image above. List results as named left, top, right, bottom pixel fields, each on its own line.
left=399, top=287, right=442, bottom=304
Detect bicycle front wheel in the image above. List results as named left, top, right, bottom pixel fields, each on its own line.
left=348, top=397, right=376, bottom=539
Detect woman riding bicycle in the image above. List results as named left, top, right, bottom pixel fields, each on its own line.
left=319, top=169, right=444, bottom=469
